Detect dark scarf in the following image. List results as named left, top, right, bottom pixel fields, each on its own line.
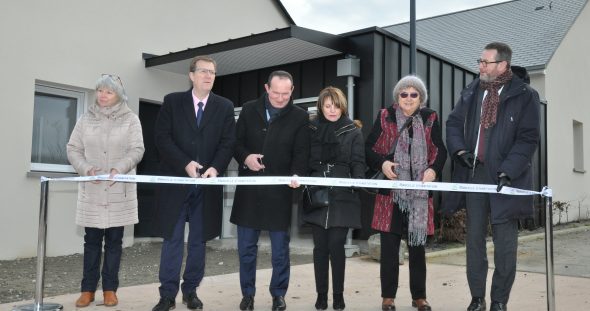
left=317, top=115, right=352, bottom=163
left=264, top=95, right=288, bottom=123
left=479, top=69, right=513, bottom=128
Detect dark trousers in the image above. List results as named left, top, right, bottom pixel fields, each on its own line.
left=311, top=225, right=349, bottom=295
left=237, top=225, right=290, bottom=297
left=81, top=226, right=124, bottom=292
left=380, top=231, right=426, bottom=300
left=158, top=188, right=205, bottom=299
left=466, top=164, right=519, bottom=304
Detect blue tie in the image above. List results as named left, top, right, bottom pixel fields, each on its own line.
left=196, top=102, right=204, bottom=127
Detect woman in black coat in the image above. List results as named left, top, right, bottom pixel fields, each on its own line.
left=303, top=87, right=365, bottom=311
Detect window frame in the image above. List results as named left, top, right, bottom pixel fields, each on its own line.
left=30, top=83, right=87, bottom=173
left=573, top=119, right=585, bottom=173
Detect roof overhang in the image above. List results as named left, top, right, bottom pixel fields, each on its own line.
left=144, top=25, right=350, bottom=76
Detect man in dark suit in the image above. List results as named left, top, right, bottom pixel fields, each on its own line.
left=444, top=42, right=540, bottom=311
left=231, top=71, right=309, bottom=311
left=151, top=55, right=236, bottom=311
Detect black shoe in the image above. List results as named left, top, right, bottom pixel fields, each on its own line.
left=315, top=293, right=327, bottom=310
left=467, top=297, right=486, bottom=311
left=490, top=302, right=507, bottom=311
left=272, top=296, right=287, bottom=311
left=333, top=293, right=345, bottom=310
left=412, top=300, right=432, bottom=311
left=240, top=295, right=254, bottom=310
left=182, top=292, right=203, bottom=310
left=382, top=298, right=396, bottom=311
left=152, top=297, right=176, bottom=311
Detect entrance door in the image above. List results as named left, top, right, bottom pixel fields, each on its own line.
left=135, top=101, right=161, bottom=237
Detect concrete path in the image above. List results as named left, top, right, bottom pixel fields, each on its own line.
left=4, top=258, right=589, bottom=310
left=3, top=225, right=589, bottom=310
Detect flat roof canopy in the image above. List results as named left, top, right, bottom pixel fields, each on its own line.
left=144, top=25, right=350, bottom=76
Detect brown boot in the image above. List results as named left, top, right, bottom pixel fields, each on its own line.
left=75, top=291, right=95, bottom=308
left=103, top=291, right=118, bottom=307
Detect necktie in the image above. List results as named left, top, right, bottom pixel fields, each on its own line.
left=196, top=102, right=204, bottom=127
left=477, top=123, right=485, bottom=163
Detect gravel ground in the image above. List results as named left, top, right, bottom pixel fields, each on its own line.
left=4, top=220, right=587, bottom=305
left=0, top=242, right=313, bottom=304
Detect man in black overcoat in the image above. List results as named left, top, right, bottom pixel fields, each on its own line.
left=443, top=42, right=540, bottom=311
left=151, top=55, right=236, bottom=311
left=231, top=71, right=310, bottom=311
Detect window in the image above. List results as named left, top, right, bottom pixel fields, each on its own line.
left=573, top=120, right=585, bottom=173
left=30, top=84, right=86, bottom=172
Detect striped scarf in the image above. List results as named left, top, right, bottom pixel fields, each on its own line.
left=392, top=108, right=429, bottom=246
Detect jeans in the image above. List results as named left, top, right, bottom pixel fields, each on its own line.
left=81, top=226, right=124, bottom=292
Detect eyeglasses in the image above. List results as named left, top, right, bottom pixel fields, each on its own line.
left=194, top=68, right=216, bottom=75
left=477, top=59, right=502, bottom=66
left=102, top=74, right=123, bottom=87
left=400, top=92, right=419, bottom=99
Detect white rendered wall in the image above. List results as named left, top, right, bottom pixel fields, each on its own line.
left=0, top=0, right=289, bottom=260
left=544, top=2, right=590, bottom=222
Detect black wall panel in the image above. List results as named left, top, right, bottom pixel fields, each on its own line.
left=301, top=58, right=324, bottom=98
left=203, top=28, right=547, bottom=235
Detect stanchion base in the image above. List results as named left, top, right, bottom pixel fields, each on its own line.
left=344, top=244, right=360, bottom=257
left=12, top=303, right=63, bottom=311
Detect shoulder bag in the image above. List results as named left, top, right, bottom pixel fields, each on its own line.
left=303, top=164, right=333, bottom=212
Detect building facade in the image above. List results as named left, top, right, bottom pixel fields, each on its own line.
left=0, top=0, right=292, bottom=260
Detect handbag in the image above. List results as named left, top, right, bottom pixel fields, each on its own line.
left=364, top=116, right=414, bottom=194
left=303, top=164, right=333, bottom=212
left=303, top=185, right=330, bottom=211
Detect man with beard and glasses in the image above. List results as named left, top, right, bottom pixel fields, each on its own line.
left=443, top=42, right=540, bottom=311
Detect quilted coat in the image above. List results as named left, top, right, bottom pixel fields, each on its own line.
left=67, top=101, right=144, bottom=228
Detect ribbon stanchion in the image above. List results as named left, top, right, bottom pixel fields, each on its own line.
left=13, top=180, right=63, bottom=311
left=542, top=187, right=556, bottom=311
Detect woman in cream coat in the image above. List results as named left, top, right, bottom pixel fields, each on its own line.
left=67, top=74, right=144, bottom=307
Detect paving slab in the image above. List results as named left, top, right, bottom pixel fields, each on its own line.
left=3, top=256, right=589, bottom=310
left=3, top=225, right=590, bottom=310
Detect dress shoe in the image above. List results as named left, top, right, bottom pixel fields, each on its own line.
left=490, top=302, right=507, bottom=311
left=315, top=293, right=328, bottom=310
left=152, top=297, right=176, bottom=311
left=333, top=293, right=345, bottom=310
left=240, top=295, right=254, bottom=310
left=467, top=297, right=486, bottom=311
left=75, top=291, right=95, bottom=308
left=382, top=298, right=396, bottom=311
left=103, top=291, right=118, bottom=307
left=272, top=295, right=287, bottom=311
left=412, top=299, right=432, bottom=311
left=182, top=292, right=203, bottom=310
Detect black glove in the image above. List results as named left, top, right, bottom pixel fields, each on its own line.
left=497, top=173, right=511, bottom=192
left=455, top=151, right=475, bottom=169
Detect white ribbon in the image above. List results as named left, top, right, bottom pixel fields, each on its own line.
left=41, top=174, right=551, bottom=197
